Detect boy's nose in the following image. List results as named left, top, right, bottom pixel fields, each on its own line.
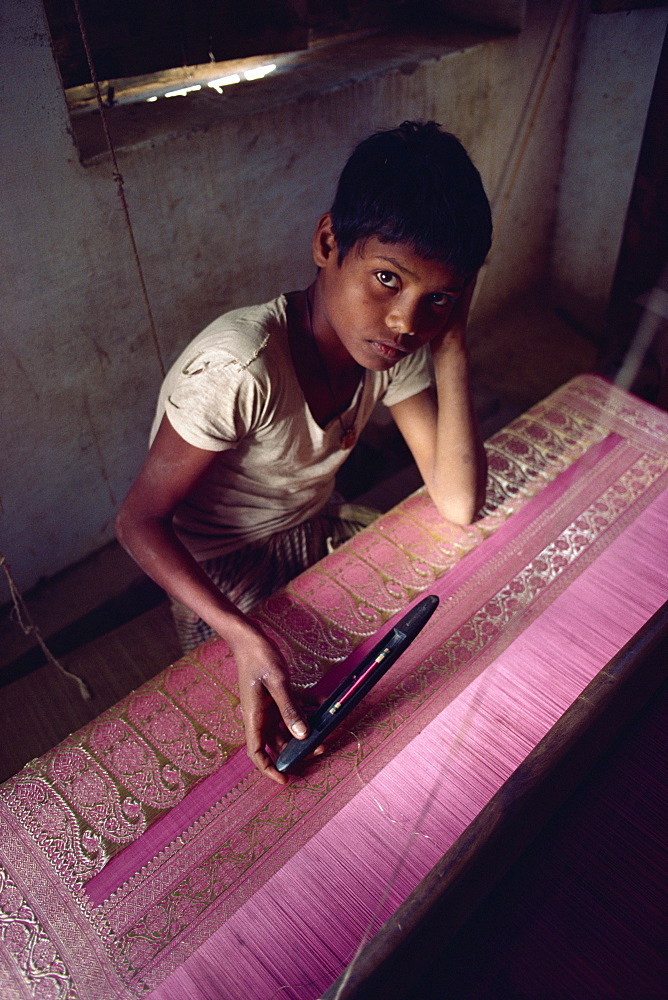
left=386, top=297, right=420, bottom=337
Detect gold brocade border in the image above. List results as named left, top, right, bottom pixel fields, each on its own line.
left=0, top=376, right=664, bottom=892
left=0, top=859, right=76, bottom=1000
left=107, top=447, right=668, bottom=985
left=1, top=375, right=667, bottom=1000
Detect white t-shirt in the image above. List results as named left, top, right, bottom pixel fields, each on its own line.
left=152, top=295, right=433, bottom=560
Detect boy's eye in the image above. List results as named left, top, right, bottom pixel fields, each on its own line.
left=430, top=292, right=455, bottom=308
left=376, top=271, right=399, bottom=289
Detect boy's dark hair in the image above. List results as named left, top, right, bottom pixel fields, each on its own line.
left=330, top=121, right=492, bottom=277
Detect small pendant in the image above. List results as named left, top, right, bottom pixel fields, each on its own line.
left=340, top=427, right=357, bottom=450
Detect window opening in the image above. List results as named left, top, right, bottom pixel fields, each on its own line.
left=43, top=0, right=413, bottom=111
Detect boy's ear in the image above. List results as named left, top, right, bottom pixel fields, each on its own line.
left=312, top=213, right=339, bottom=267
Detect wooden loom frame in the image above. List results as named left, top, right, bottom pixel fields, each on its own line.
left=324, top=600, right=668, bottom=999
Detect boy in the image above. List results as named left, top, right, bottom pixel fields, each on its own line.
left=116, top=120, right=492, bottom=783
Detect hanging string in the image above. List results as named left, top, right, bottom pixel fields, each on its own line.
left=0, top=553, right=91, bottom=701
left=1, top=0, right=164, bottom=703
left=71, top=0, right=166, bottom=379
left=615, top=260, right=668, bottom=391
left=471, top=0, right=578, bottom=317
left=1, top=1, right=169, bottom=698
left=489, top=0, right=578, bottom=238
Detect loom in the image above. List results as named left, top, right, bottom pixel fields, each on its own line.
left=1, top=374, right=666, bottom=999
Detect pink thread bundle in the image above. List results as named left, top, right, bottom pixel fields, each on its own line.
left=2, top=375, right=668, bottom=1000
left=87, top=433, right=626, bottom=906
left=145, top=488, right=668, bottom=1000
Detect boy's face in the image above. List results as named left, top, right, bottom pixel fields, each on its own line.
left=312, top=214, right=467, bottom=371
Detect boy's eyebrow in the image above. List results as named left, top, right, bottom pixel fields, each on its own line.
left=375, top=255, right=464, bottom=292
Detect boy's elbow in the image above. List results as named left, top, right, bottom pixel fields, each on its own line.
left=115, top=498, right=174, bottom=560
left=436, top=499, right=478, bottom=527
left=428, top=450, right=487, bottom=526
left=430, top=479, right=487, bottom=526
left=115, top=497, right=147, bottom=554
left=114, top=504, right=133, bottom=552
left=453, top=508, right=477, bottom=527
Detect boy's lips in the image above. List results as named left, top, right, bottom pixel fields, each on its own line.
left=369, top=340, right=408, bottom=362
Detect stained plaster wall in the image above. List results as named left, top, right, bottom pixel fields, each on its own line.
left=0, top=0, right=654, bottom=598
left=551, top=6, right=668, bottom=339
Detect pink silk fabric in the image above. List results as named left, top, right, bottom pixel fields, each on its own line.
left=1, top=375, right=668, bottom=1000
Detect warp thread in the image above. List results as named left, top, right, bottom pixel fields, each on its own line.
left=329, top=674, right=493, bottom=1000
left=349, top=725, right=434, bottom=842
left=71, top=0, right=166, bottom=379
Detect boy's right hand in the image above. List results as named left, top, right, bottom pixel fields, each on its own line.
left=232, top=625, right=309, bottom=784
left=114, top=418, right=310, bottom=783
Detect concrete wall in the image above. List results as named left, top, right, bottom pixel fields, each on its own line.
left=0, top=0, right=655, bottom=597
left=551, top=6, right=668, bottom=339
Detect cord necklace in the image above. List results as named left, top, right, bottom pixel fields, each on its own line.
left=305, top=289, right=365, bottom=450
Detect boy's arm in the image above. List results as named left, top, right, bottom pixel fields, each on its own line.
left=389, top=282, right=487, bottom=525
left=115, top=416, right=308, bottom=784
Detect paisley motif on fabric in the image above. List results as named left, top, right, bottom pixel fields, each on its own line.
left=1, top=375, right=667, bottom=999
left=110, top=441, right=668, bottom=979
left=0, top=861, right=76, bottom=1000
